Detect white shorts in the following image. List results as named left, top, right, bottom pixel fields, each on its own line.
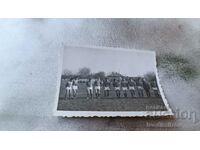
left=129, top=86, right=135, bottom=90
left=115, top=87, right=120, bottom=90
left=87, top=87, right=93, bottom=91
left=104, top=87, right=110, bottom=90
left=152, top=87, right=158, bottom=90
left=122, top=87, right=128, bottom=91
left=95, top=86, right=101, bottom=90
left=138, top=86, right=143, bottom=90
left=72, top=85, right=78, bottom=90
left=66, top=87, right=72, bottom=91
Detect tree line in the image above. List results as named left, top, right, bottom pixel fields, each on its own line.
left=62, top=67, right=157, bottom=84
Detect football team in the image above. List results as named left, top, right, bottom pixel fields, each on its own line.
left=64, top=77, right=160, bottom=99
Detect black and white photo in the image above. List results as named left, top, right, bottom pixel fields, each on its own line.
left=54, top=46, right=173, bottom=117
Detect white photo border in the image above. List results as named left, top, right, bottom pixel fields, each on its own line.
left=53, top=46, right=173, bottom=117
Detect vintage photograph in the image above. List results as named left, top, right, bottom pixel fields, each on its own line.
left=55, top=46, right=172, bottom=117
left=1, top=2, right=199, bottom=149
left=1, top=18, right=200, bottom=130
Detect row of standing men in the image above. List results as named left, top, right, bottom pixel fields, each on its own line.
left=65, top=77, right=160, bottom=99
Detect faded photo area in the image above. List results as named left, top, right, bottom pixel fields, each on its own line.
left=55, top=46, right=173, bottom=117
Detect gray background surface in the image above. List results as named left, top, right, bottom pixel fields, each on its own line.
left=0, top=19, right=200, bottom=130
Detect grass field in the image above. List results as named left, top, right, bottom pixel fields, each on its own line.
left=57, top=82, right=167, bottom=111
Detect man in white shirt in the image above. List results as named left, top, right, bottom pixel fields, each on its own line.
left=65, top=78, right=73, bottom=99
left=86, top=78, right=93, bottom=99
left=94, top=78, right=101, bottom=98
left=128, top=78, right=136, bottom=97
left=72, top=77, right=79, bottom=98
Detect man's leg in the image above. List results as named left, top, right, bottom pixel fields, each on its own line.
left=74, top=89, right=77, bottom=98
left=130, top=90, right=132, bottom=97
left=68, top=90, right=71, bottom=99
left=87, top=89, right=90, bottom=99
left=154, top=90, right=159, bottom=97
left=115, top=90, right=118, bottom=98
left=130, top=90, right=134, bottom=97
left=96, top=89, right=99, bottom=98
left=145, top=90, right=149, bottom=97
left=141, top=90, right=144, bottom=97
left=65, top=90, right=67, bottom=99
left=107, top=90, right=109, bottom=97
left=124, top=90, right=127, bottom=97
left=72, top=89, right=75, bottom=98
left=148, top=90, right=151, bottom=97
left=90, top=89, right=93, bottom=99
left=115, top=90, right=117, bottom=97
left=95, top=89, right=97, bottom=98
left=133, top=90, right=135, bottom=97
left=97, top=89, right=100, bottom=98
left=91, top=89, right=93, bottom=98
left=75, top=89, right=77, bottom=97
left=138, top=89, right=141, bottom=97
left=118, top=90, right=120, bottom=98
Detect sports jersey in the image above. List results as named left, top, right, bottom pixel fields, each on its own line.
left=103, top=80, right=111, bottom=87
left=142, top=80, right=150, bottom=90
left=121, top=81, right=128, bottom=87
left=151, top=81, right=157, bottom=87
left=66, top=81, right=72, bottom=87
left=128, top=80, right=136, bottom=86
left=94, top=80, right=101, bottom=86
left=113, top=81, right=120, bottom=87
left=86, top=81, right=93, bottom=87
left=72, top=79, right=78, bottom=86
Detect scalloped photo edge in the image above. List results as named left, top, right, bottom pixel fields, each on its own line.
left=53, top=46, right=173, bottom=117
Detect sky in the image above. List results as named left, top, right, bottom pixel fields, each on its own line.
left=62, top=47, right=156, bottom=77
